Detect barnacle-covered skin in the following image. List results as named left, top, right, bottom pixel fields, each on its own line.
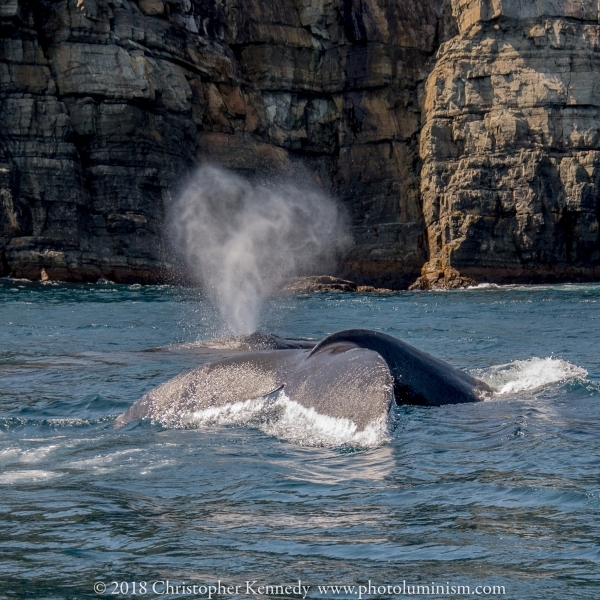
left=116, top=346, right=395, bottom=431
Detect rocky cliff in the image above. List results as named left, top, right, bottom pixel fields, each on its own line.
left=417, top=0, right=600, bottom=286
left=1, top=0, right=599, bottom=287
left=0, top=0, right=453, bottom=286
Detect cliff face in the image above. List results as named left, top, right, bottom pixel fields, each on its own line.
left=0, top=0, right=453, bottom=285
left=2, top=0, right=600, bottom=287
left=419, top=0, right=600, bottom=285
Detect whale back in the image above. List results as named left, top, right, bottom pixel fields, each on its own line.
left=310, top=329, right=491, bottom=406
left=117, top=329, right=491, bottom=431
left=117, top=346, right=395, bottom=431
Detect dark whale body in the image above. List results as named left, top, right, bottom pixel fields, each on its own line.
left=310, top=329, right=491, bottom=406
left=117, top=329, right=492, bottom=431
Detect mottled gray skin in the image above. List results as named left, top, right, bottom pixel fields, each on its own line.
left=117, top=329, right=490, bottom=430
left=310, top=329, right=492, bottom=406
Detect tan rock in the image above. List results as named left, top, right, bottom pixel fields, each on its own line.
left=409, top=258, right=476, bottom=290
left=420, top=3, right=600, bottom=283
left=139, top=0, right=165, bottom=16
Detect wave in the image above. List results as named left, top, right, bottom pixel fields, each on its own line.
left=0, top=416, right=114, bottom=432
left=473, top=357, right=588, bottom=395
left=173, top=391, right=389, bottom=449
left=0, top=469, right=62, bottom=484
left=466, top=283, right=503, bottom=290
left=0, top=276, right=64, bottom=286
left=463, top=282, right=600, bottom=293
left=0, top=276, right=32, bottom=283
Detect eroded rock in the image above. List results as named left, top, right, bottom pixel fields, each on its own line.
left=408, top=259, right=476, bottom=290
left=420, top=0, right=600, bottom=284
left=2, top=0, right=599, bottom=288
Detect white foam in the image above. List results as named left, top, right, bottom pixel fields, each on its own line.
left=0, top=276, right=32, bottom=282
left=473, top=357, right=588, bottom=395
left=0, top=469, right=61, bottom=484
left=181, top=336, right=256, bottom=351
left=0, top=444, right=58, bottom=465
left=179, top=392, right=389, bottom=448
left=466, top=283, right=503, bottom=290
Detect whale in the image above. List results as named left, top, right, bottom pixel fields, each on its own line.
left=116, top=329, right=492, bottom=432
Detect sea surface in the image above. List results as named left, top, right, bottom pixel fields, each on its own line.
left=0, top=279, right=599, bottom=599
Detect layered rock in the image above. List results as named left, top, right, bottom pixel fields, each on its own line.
left=0, top=0, right=454, bottom=286
left=420, top=0, right=600, bottom=284
left=4, top=0, right=600, bottom=289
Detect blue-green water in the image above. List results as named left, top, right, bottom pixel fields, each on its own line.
left=1, top=280, right=599, bottom=599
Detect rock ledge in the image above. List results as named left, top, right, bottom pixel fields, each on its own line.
left=281, top=276, right=393, bottom=294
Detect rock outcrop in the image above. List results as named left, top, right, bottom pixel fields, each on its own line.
left=281, top=275, right=392, bottom=293
left=408, top=258, right=475, bottom=290
left=0, top=0, right=454, bottom=286
left=419, top=0, right=600, bottom=284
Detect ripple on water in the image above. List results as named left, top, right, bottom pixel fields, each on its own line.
left=0, top=282, right=599, bottom=598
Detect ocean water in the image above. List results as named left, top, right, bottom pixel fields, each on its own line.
left=0, top=279, right=599, bottom=599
